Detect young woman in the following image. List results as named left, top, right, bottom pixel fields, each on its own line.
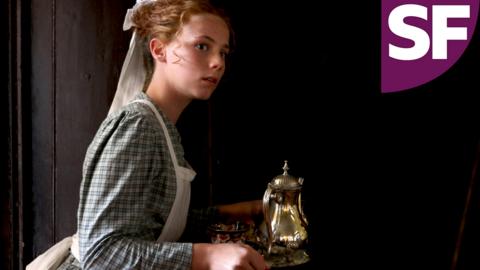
left=60, top=0, right=267, bottom=269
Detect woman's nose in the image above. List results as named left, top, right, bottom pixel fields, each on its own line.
left=209, top=54, right=224, bottom=70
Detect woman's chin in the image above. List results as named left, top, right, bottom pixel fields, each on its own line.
left=193, top=89, right=215, bottom=100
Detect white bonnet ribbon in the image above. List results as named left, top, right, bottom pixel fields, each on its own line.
left=108, top=0, right=157, bottom=115
left=123, top=0, right=157, bottom=30
left=123, top=8, right=135, bottom=31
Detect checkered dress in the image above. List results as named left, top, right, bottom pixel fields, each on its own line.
left=72, top=92, right=217, bottom=269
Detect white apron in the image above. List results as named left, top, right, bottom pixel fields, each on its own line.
left=27, top=99, right=196, bottom=269
left=131, top=99, right=196, bottom=242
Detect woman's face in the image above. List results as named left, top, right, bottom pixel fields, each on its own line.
left=163, top=13, right=230, bottom=101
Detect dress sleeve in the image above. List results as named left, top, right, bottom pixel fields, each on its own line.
left=78, top=111, right=192, bottom=270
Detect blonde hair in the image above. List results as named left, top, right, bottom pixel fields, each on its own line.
left=130, top=0, right=232, bottom=89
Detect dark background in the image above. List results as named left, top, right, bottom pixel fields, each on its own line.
left=3, top=1, right=480, bottom=269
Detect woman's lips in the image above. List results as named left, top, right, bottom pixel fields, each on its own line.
left=202, top=77, right=218, bottom=85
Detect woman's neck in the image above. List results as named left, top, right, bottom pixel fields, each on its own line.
left=145, top=84, right=189, bottom=125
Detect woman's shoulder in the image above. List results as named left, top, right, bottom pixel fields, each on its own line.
left=104, top=102, right=158, bottom=129
left=92, top=102, right=162, bottom=144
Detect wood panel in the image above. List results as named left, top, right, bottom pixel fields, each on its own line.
left=30, top=0, right=55, bottom=258
left=29, top=0, right=133, bottom=257
left=54, top=0, right=132, bottom=241
left=3, top=0, right=14, bottom=269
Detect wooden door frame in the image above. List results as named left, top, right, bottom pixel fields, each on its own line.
left=5, top=0, right=32, bottom=269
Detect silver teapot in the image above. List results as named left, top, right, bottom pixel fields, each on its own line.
left=261, top=160, right=310, bottom=267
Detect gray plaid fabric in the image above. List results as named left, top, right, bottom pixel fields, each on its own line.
left=74, top=92, right=217, bottom=269
left=57, top=253, right=82, bottom=270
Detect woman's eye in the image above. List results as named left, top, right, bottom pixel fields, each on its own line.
left=220, top=51, right=229, bottom=59
left=195, top=43, right=209, bottom=51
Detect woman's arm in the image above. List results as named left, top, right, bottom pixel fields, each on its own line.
left=217, top=200, right=263, bottom=224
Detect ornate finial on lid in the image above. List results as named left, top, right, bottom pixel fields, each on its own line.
left=270, top=160, right=301, bottom=189
left=282, top=160, right=289, bottom=175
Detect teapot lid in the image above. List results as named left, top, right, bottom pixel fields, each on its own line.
left=270, top=160, right=304, bottom=190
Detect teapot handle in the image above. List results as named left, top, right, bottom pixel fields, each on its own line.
left=298, top=192, right=309, bottom=227
left=263, top=183, right=274, bottom=254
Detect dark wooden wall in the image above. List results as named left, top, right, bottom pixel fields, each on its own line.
left=28, top=0, right=133, bottom=262
left=2, top=0, right=13, bottom=269
left=3, top=0, right=480, bottom=269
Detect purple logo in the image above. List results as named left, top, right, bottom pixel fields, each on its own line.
left=381, top=0, right=478, bottom=93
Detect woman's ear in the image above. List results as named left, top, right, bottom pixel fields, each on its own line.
left=150, top=38, right=166, bottom=62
